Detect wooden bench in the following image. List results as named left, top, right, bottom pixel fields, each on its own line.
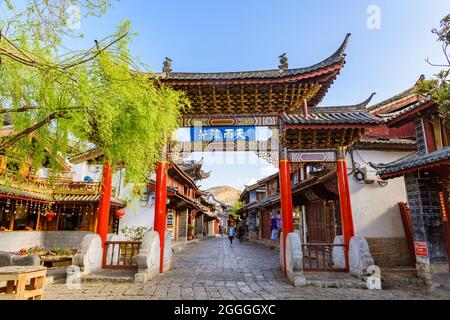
left=0, top=266, right=47, bottom=300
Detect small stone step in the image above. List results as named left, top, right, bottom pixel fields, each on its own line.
left=81, top=269, right=135, bottom=283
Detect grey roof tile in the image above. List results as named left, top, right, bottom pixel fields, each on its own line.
left=373, top=147, right=450, bottom=176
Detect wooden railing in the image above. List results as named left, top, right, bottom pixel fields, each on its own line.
left=302, top=243, right=346, bottom=271
left=102, top=241, right=141, bottom=270
left=398, top=202, right=416, bottom=266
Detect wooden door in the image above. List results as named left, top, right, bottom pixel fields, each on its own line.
left=260, top=210, right=271, bottom=240
left=306, top=201, right=337, bottom=243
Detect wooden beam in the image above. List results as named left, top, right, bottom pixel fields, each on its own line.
left=255, top=86, right=260, bottom=112
left=311, top=130, right=317, bottom=148
left=8, top=206, right=15, bottom=231
left=282, top=85, right=288, bottom=107
left=36, top=209, right=41, bottom=231
left=268, top=85, right=273, bottom=110
left=197, top=87, right=206, bottom=113
left=226, top=87, right=232, bottom=113
left=240, top=85, right=245, bottom=110
left=212, top=86, right=218, bottom=112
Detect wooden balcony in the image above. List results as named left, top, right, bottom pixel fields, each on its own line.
left=0, top=168, right=101, bottom=195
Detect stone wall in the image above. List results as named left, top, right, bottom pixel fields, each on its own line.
left=366, top=237, right=412, bottom=267
left=0, top=231, right=91, bottom=252
left=404, top=172, right=448, bottom=264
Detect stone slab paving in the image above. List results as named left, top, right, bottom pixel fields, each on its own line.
left=44, top=237, right=450, bottom=300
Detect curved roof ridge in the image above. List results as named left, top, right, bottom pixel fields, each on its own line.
left=367, top=74, right=425, bottom=112
left=157, top=33, right=351, bottom=80
left=317, top=92, right=376, bottom=111
left=326, top=33, right=351, bottom=63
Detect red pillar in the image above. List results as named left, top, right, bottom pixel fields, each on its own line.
left=154, top=161, right=168, bottom=273
left=279, top=159, right=294, bottom=276
left=336, top=148, right=355, bottom=270
left=97, top=160, right=113, bottom=247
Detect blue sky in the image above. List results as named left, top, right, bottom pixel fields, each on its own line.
left=34, top=1, right=450, bottom=190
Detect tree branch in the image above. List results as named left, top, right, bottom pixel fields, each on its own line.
left=0, top=112, right=60, bottom=152
left=425, top=57, right=450, bottom=68
left=0, top=105, right=38, bottom=114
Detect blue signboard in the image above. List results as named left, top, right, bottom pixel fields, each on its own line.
left=190, top=126, right=256, bottom=142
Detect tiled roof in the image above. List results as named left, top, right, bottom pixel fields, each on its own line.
left=282, top=108, right=380, bottom=125
left=0, top=185, right=50, bottom=201
left=379, top=97, right=433, bottom=123
left=359, top=137, right=416, bottom=145
left=373, top=147, right=450, bottom=178
left=242, top=170, right=336, bottom=211
left=245, top=195, right=280, bottom=211
left=357, top=137, right=417, bottom=151
left=367, top=75, right=424, bottom=113
left=0, top=184, right=126, bottom=206
left=158, top=34, right=350, bottom=81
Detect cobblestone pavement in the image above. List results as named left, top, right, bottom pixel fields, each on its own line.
left=45, top=237, right=450, bottom=300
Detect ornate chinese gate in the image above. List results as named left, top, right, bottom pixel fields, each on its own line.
left=96, top=33, right=381, bottom=275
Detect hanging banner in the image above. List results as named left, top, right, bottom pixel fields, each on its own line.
left=438, top=192, right=448, bottom=222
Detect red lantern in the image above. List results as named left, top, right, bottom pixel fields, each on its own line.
left=46, top=211, right=57, bottom=222
left=115, top=209, right=126, bottom=219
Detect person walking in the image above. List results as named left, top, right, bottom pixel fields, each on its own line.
left=219, top=224, right=224, bottom=237
left=227, top=225, right=235, bottom=244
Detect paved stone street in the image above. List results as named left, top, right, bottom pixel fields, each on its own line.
left=45, top=237, right=450, bottom=300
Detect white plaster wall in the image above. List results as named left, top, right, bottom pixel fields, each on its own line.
left=118, top=200, right=155, bottom=233
left=71, top=162, right=102, bottom=182
left=347, top=150, right=413, bottom=238
left=69, top=162, right=157, bottom=233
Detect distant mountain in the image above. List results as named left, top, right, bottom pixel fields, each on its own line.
left=204, top=186, right=241, bottom=207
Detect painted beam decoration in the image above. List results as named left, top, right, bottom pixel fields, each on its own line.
left=181, top=115, right=278, bottom=127
left=288, top=149, right=337, bottom=163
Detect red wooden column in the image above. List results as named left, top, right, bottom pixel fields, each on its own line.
left=154, top=160, right=168, bottom=273
left=336, top=147, right=355, bottom=270
left=279, top=148, right=294, bottom=276
left=97, top=160, right=113, bottom=247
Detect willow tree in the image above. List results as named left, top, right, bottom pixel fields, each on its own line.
left=1, top=0, right=113, bottom=44
left=417, top=14, right=450, bottom=122
left=0, top=16, right=187, bottom=185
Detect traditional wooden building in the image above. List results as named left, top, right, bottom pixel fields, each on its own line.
left=372, top=90, right=450, bottom=281
left=200, top=193, right=227, bottom=236
left=0, top=154, right=125, bottom=234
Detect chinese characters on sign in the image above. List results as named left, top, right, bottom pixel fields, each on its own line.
left=414, top=241, right=429, bottom=257
left=191, top=126, right=256, bottom=142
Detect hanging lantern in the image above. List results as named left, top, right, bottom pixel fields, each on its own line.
left=46, top=210, right=57, bottom=222
left=115, top=209, right=126, bottom=219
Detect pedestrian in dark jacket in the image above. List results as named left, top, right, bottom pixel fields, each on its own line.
left=227, top=225, right=235, bottom=244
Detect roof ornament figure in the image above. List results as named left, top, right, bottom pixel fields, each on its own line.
left=278, top=53, right=288, bottom=71
left=162, top=57, right=172, bottom=75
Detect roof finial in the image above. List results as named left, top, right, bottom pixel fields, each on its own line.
left=278, top=53, right=288, bottom=71
left=162, top=57, right=172, bottom=74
